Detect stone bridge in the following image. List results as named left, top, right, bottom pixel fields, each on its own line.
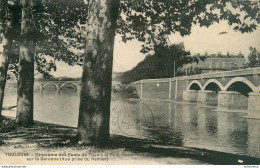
left=34, top=81, right=81, bottom=93
left=34, top=80, right=122, bottom=93
left=132, top=67, right=260, bottom=119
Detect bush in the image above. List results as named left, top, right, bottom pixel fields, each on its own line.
left=0, top=117, right=17, bottom=133
left=0, top=139, right=4, bottom=146
left=121, top=43, right=205, bottom=84
left=121, top=85, right=139, bottom=99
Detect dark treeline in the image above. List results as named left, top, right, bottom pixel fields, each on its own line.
left=248, top=47, right=260, bottom=67
left=121, top=43, right=206, bottom=84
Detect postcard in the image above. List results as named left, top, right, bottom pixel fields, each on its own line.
left=0, top=0, right=260, bottom=166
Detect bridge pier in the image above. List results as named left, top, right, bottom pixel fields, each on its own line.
left=217, top=91, right=248, bottom=111
left=39, top=84, right=43, bottom=94
left=56, top=85, right=60, bottom=94
left=76, top=85, right=81, bottom=94
left=183, top=90, right=198, bottom=102
left=197, top=90, right=218, bottom=105
left=34, top=83, right=43, bottom=94
left=247, top=92, right=260, bottom=119
left=40, top=87, right=43, bottom=94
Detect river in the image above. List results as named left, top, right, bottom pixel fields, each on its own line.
left=2, top=84, right=260, bottom=159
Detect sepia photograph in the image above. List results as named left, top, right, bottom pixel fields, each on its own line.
left=0, top=0, right=260, bottom=166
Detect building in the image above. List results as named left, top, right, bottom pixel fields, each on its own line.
left=182, top=52, right=247, bottom=75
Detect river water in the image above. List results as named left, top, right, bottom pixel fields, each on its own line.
left=2, top=85, right=260, bottom=159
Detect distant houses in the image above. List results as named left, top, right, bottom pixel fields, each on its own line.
left=181, top=52, right=247, bottom=75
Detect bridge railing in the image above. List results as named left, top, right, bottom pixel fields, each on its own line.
left=132, top=67, right=260, bottom=84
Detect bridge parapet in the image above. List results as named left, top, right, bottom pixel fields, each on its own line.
left=131, top=67, right=260, bottom=100
left=175, top=67, right=260, bottom=81
left=35, top=81, right=81, bottom=84
left=34, top=80, right=121, bottom=93
left=132, top=67, right=260, bottom=85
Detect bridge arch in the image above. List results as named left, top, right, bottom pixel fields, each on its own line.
left=115, top=83, right=122, bottom=87
left=43, top=83, right=59, bottom=90
left=34, top=83, right=43, bottom=91
left=187, top=80, right=203, bottom=90
left=112, top=83, right=123, bottom=92
left=113, top=83, right=122, bottom=89
left=60, top=83, right=79, bottom=90
left=224, top=77, right=256, bottom=97
left=224, top=77, right=257, bottom=92
left=202, top=79, right=224, bottom=92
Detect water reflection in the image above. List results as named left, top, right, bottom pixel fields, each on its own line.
left=123, top=101, right=260, bottom=158
left=2, top=88, right=260, bottom=158
left=181, top=105, right=198, bottom=143
left=34, top=90, right=79, bottom=127
left=248, top=120, right=260, bottom=157
left=205, top=109, right=218, bottom=137
left=216, top=112, right=249, bottom=155
left=142, top=101, right=184, bottom=146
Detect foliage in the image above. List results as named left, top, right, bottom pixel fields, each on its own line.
left=121, top=43, right=205, bottom=84
left=3, top=0, right=259, bottom=78
left=0, top=139, right=3, bottom=146
left=112, top=84, right=139, bottom=99
left=247, top=47, right=260, bottom=67
left=0, top=116, right=17, bottom=133
left=118, top=0, right=259, bottom=84
left=37, top=0, right=88, bottom=65
left=1, top=0, right=89, bottom=80
left=118, top=0, right=260, bottom=53
left=31, top=0, right=89, bottom=76
left=0, top=0, right=56, bottom=79
left=122, top=85, right=139, bottom=99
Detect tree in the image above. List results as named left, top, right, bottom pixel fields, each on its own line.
left=118, top=0, right=260, bottom=53
left=0, top=0, right=54, bottom=122
left=248, top=47, right=260, bottom=67
left=154, top=43, right=206, bottom=76
left=1, top=0, right=87, bottom=122
left=121, top=43, right=205, bottom=83
left=77, top=0, right=120, bottom=145
left=16, top=0, right=36, bottom=125
left=38, top=0, right=88, bottom=66
left=78, top=0, right=259, bottom=145
left=0, top=0, right=19, bottom=120
left=0, top=0, right=9, bottom=121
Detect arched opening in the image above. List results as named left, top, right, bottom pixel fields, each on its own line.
left=60, top=83, right=78, bottom=95
left=227, top=81, right=253, bottom=97
left=43, top=83, right=58, bottom=91
left=34, top=83, right=42, bottom=92
left=60, top=83, right=77, bottom=91
left=112, top=83, right=122, bottom=92
left=205, top=82, right=222, bottom=93
left=189, top=83, right=201, bottom=90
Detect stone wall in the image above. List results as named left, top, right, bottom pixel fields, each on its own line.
left=218, top=91, right=248, bottom=110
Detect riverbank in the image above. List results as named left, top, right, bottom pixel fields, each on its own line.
left=0, top=116, right=259, bottom=165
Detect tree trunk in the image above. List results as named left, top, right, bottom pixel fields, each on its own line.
left=0, top=38, right=9, bottom=121
left=0, top=0, right=10, bottom=121
left=77, top=0, right=120, bottom=145
left=16, top=0, right=35, bottom=126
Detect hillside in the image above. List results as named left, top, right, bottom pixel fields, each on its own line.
left=121, top=43, right=205, bottom=84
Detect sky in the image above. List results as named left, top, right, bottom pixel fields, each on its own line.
left=113, top=20, right=260, bottom=72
